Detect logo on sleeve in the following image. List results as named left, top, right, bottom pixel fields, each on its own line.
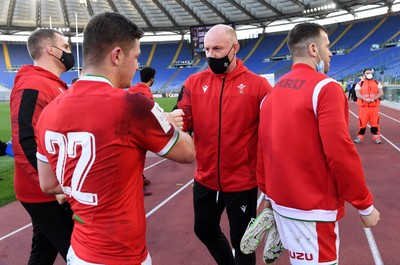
left=202, top=85, right=209, bottom=93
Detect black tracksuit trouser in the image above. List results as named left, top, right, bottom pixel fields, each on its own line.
left=193, top=180, right=258, bottom=265
left=21, top=200, right=74, bottom=265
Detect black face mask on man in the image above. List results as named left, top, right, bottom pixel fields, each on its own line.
left=207, top=45, right=235, bottom=74
left=51, top=46, right=75, bottom=71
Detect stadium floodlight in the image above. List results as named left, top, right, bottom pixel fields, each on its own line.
left=303, top=2, right=337, bottom=15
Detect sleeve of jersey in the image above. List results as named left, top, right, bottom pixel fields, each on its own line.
left=134, top=100, right=179, bottom=157
left=316, top=81, right=374, bottom=211
left=176, top=81, right=193, bottom=132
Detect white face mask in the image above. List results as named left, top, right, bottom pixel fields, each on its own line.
left=316, top=59, right=325, bottom=73
left=314, top=50, right=325, bottom=73
left=365, top=73, right=373, bottom=80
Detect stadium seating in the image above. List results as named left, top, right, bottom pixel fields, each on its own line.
left=0, top=14, right=399, bottom=92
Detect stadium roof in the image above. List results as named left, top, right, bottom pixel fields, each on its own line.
left=0, top=0, right=397, bottom=37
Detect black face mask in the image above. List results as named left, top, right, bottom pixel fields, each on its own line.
left=52, top=46, right=75, bottom=71
left=207, top=45, right=234, bottom=74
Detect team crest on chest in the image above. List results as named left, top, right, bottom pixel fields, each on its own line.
left=237, top=83, right=246, bottom=94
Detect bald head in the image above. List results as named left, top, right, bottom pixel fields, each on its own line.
left=205, top=24, right=238, bottom=44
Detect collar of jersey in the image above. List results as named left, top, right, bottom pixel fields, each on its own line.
left=79, top=74, right=113, bottom=87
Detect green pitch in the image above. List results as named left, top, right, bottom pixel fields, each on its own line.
left=0, top=101, right=14, bottom=207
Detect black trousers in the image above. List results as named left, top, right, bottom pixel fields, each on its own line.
left=193, top=181, right=258, bottom=265
left=21, top=200, right=74, bottom=265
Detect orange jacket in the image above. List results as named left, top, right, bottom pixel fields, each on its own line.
left=356, top=79, right=381, bottom=107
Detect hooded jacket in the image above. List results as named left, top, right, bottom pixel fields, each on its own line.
left=177, top=59, right=271, bottom=192
left=10, top=65, right=67, bottom=203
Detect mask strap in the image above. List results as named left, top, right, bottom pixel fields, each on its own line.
left=227, top=44, right=235, bottom=64
left=50, top=45, right=63, bottom=60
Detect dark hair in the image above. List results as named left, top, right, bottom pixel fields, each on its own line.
left=27, top=28, right=62, bottom=60
left=140, top=67, right=156, bottom=82
left=363, top=68, right=372, bottom=74
left=83, top=12, right=144, bottom=65
left=287, top=22, right=328, bottom=55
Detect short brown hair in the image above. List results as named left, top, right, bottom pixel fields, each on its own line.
left=83, top=12, right=144, bottom=66
left=287, top=23, right=328, bottom=56
left=27, top=28, right=62, bottom=60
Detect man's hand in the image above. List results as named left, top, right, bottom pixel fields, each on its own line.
left=55, top=194, right=67, bottom=205
left=360, top=207, right=380, bottom=227
left=166, top=109, right=185, bottom=130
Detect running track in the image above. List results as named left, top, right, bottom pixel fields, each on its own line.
left=0, top=101, right=399, bottom=265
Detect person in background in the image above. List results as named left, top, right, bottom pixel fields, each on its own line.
left=129, top=66, right=157, bottom=196
left=10, top=28, right=75, bottom=264
left=353, top=68, right=384, bottom=144
left=35, top=12, right=195, bottom=265
left=129, top=66, right=155, bottom=100
left=174, top=24, right=272, bottom=265
left=347, top=80, right=354, bottom=100
left=257, top=22, right=380, bottom=265
left=0, top=139, right=13, bottom=156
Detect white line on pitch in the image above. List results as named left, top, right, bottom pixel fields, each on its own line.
left=364, top=228, right=384, bottom=265
left=146, top=179, right=193, bottom=218
left=0, top=223, right=32, bottom=241
left=379, top=112, right=400, bottom=123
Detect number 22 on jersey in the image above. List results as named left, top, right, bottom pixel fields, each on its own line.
left=45, top=131, right=98, bottom=206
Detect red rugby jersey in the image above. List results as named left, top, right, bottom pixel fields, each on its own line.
left=36, top=75, right=178, bottom=265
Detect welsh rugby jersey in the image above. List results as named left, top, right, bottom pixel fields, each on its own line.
left=36, top=75, right=178, bottom=265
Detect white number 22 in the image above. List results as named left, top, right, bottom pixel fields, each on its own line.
left=45, top=131, right=98, bottom=206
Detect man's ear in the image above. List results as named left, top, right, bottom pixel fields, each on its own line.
left=308, top=43, right=318, bottom=57
left=46, top=44, right=55, bottom=56
left=111, top=47, right=123, bottom=66
left=233, top=43, right=240, bottom=54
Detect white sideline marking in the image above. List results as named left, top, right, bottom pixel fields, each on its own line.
left=364, top=228, right=384, bottom=265
left=0, top=223, right=32, bottom=241
left=0, top=158, right=169, bottom=242
left=146, top=179, right=193, bottom=218
left=379, top=112, right=400, bottom=123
